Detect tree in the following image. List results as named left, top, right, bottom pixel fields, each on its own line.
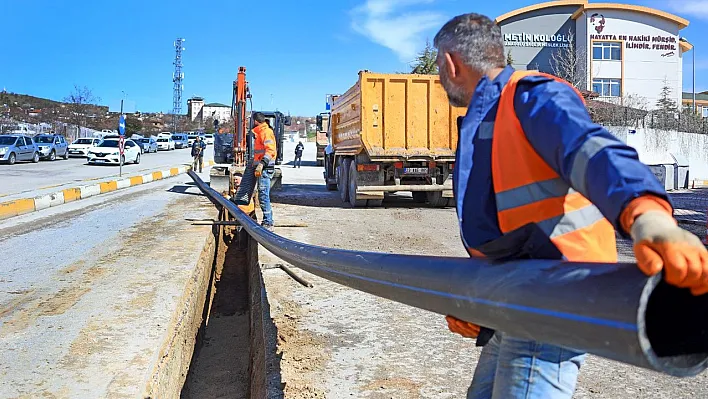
left=653, top=78, right=678, bottom=130
left=550, top=30, right=586, bottom=89
left=63, top=85, right=99, bottom=137
left=410, top=40, right=438, bottom=75
left=506, top=50, right=514, bottom=66
left=125, top=116, right=142, bottom=135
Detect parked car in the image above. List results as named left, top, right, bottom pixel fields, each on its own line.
left=87, top=138, right=141, bottom=165
left=68, top=137, right=102, bottom=158
left=0, top=135, right=40, bottom=164
left=203, top=133, right=215, bottom=145
left=187, top=134, right=198, bottom=146
left=34, top=134, right=69, bottom=161
left=156, top=136, right=175, bottom=151
left=171, top=133, right=189, bottom=149
left=136, top=137, right=158, bottom=153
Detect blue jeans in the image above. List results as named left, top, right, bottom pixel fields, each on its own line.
left=467, top=332, right=586, bottom=399
left=258, top=169, right=274, bottom=226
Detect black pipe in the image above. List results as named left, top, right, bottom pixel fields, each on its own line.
left=189, top=170, right=708, bottom=377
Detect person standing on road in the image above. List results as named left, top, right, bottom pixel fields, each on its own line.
left=252, top=112, right=277, bottom=231
left=294, top=141, right=304, bottom=168
left=434, top=13, right=708, bottom=399
left=191, top=136, right=206, bottom=173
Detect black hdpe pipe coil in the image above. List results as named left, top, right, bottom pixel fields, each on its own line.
left=189, top=170, right=708, bottom=377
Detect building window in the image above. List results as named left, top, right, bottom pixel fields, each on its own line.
left=592, top=42, right=621, bottom=61
left=592, top=78, right=621, bottom=97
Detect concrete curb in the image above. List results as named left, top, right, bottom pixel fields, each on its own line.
left=0, top=160, right=216, bottom=221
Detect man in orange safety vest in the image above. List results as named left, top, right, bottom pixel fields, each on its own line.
left=433, top=12, right=708, bottom=399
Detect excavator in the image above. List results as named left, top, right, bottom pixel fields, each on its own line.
left=209, top=66, right=283, bottom=197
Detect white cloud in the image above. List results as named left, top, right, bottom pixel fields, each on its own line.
left=665, top=1, right=708, bottom=19
left=351, top=0, right=446, bottom=63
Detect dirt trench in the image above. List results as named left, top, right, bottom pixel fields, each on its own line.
left=180, top=217, right=274, bottom=399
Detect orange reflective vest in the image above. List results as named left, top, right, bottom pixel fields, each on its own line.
left=473, top=70, right=617, bottom=262
left=253, top=123, right=277, bottom=166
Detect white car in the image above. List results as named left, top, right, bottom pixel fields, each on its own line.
left=87, top=138, right=141, bottom=165
left=203, top=134, right=215, bottom=145
left=187, top=134, right=198, bottom=146
left=68, top=137, right=102, bottom=158
left=156, top=137, right=175, bottom=151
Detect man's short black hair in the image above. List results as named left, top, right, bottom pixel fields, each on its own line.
left=253, top=112, right=266, bottom=123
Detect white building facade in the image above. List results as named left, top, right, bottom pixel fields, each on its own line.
left=187, top=97, right=231, bottom=124
left=496, top=1, right=690, bottom=109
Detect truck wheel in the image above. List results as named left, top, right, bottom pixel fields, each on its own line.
left=426, top=191, right=449, bottom=208
left=338, top=158, right=350, bottom=203
left=348, top=161, right=367, bottom=208
left=412, top=192, right=427, bottom=203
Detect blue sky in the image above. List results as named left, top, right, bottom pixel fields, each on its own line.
left=1, top=0, right=706, bottom=116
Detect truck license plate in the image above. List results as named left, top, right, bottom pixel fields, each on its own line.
left=403, top=167, right=428, bottom=175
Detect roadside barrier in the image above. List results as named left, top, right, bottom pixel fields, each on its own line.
left=0, top=161, right=216, bottom=221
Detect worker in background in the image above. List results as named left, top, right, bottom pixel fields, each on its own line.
left=191, top=135, right=206, bottom=173
left=252, top=112, right=277, bottom=231
left=294, top=141, right=304, bottom=168
left=434, top=13, right=708, bottom=399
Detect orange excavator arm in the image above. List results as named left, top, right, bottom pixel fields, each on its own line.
left=232, top=66, right=250, bottom=167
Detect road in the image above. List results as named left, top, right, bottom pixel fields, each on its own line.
left=0, top=145, right=212, bottom=200
left=0, top=170, right=216, bottom=398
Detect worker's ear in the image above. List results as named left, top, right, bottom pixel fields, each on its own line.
left=442, top=51, right=465, bottom=83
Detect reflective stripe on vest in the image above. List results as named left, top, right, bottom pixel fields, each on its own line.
left=486, top=70, right=617, bottom=262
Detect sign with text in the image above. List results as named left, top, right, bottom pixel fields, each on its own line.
left=503, top=33, right=572, bottom=48
left=590, top=34, right=678, bottom=52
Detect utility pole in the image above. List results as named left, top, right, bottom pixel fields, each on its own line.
left=173, top=38, right=185, bottom=134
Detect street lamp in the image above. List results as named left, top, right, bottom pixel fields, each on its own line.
left=680, top=37, right=696, bottom=114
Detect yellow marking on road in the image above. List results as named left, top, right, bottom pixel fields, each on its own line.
left=152, top=171, right=163, bottom=180
left=129, top=176, right=143, bottom=186
left=0, top=198, right=35, bottom=220
left=62, top=188, right=81, bottom=203
left=99, top=181, right=118, bottom=193
left=170, top=167, right=179, bottom=176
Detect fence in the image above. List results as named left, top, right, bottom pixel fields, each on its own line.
left=589, top=104, right=708, bottom=135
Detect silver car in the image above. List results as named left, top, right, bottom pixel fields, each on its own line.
left=136, top=137, right=158, bottom=153
left=34, top=134, right=69, bottom=161
left=0, top=135, right=40, bottom=164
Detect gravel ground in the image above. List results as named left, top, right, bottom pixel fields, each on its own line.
left=259, top=142, right=708, bottom=399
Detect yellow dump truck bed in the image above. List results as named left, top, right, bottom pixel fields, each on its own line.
left=331, top=71, right=466, bottom=160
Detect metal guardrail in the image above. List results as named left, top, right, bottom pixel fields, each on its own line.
left=188, top=170, right=708, bottom=377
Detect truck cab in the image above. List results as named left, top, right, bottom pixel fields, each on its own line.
left=315, top=112, right=330, bottom=166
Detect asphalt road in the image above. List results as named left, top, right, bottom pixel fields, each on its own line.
left=0, top=145, right=213, bottom=199
left=0, top=171, right=216, bottom=397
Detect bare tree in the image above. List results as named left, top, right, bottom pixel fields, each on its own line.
left=64, top=85, right=99, bottom=138
left=550, top=30, right=586, bottom=89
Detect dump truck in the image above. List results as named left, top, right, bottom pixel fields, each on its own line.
left=323, top=71, right=466, bottom=207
